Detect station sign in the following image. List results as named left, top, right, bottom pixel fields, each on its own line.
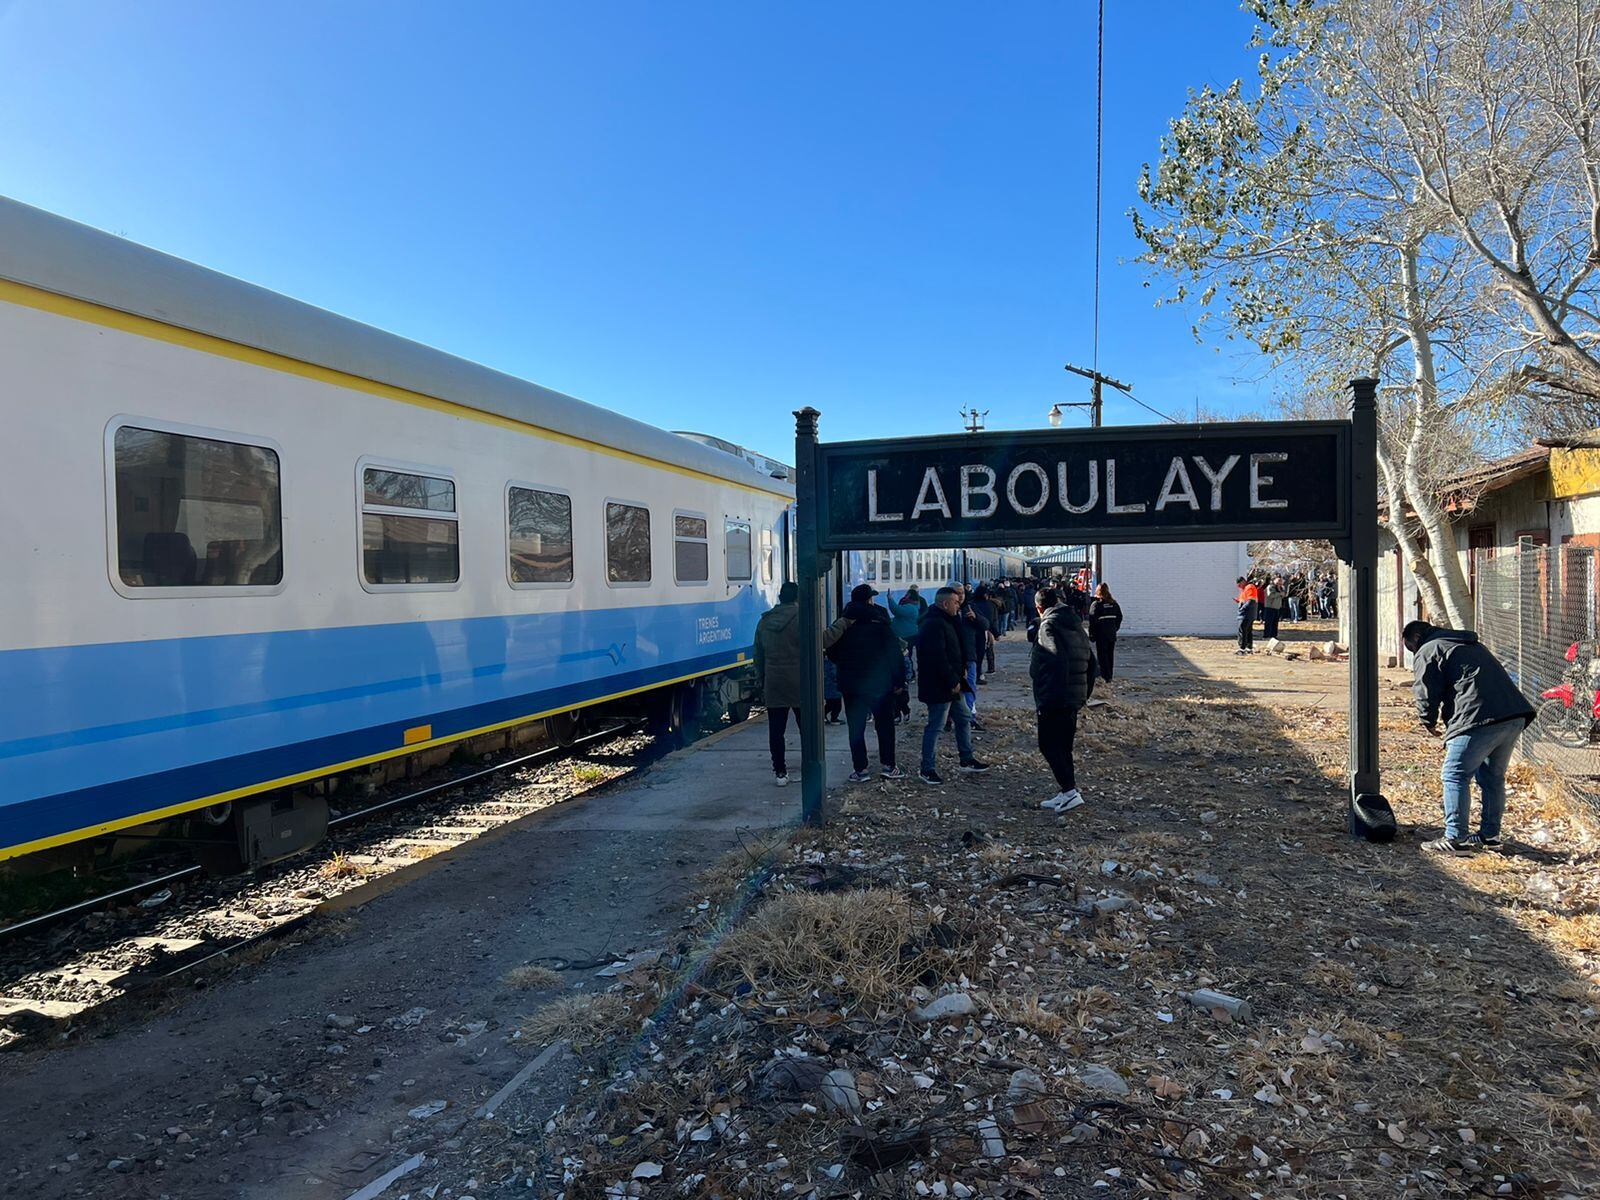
left=813, top=420, right=1350, bottom=550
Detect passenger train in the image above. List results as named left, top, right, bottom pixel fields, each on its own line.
left=0, top=199, right=794, bottom=872
left=839, top=547, right=1030, bottom=597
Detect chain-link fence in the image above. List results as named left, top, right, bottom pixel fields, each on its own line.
left=1475, top=541, right=1600, bottom=816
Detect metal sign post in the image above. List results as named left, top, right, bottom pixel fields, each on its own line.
left=1338, top=378, right=1385, bottom=832
left=793, top=408, right=827, bottom=826
left=793, top=380, right=1385, bottom=835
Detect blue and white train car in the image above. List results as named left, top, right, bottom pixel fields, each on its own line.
left=0, top=198, right=793, bottom=870
left=840, top=547, right=1028, bottom=599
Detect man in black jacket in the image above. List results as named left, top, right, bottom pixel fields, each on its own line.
left=914, top=587, right=991, bottom=784
left=1404, top=620, right=1536, bottom=853
left=828, top=585, right=907, bottom=782
left=1031, top=587, right=1098, bottom=813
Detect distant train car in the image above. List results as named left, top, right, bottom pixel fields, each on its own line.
left=0, top=198, right=793, bottom=872
left=839, top=546, right=1025, bottom=601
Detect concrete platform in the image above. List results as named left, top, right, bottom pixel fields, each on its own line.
left=0, top=711, right=860, bottom=1200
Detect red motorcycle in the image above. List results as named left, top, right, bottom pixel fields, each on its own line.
left=1536, top=641, right=1600, bottom=747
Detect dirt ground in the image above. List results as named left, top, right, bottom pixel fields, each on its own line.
left=5, top=628, right=1598, bottom=1200
left=490, top=629, right=1600, bottom=1200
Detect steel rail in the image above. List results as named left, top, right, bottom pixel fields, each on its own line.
left=0, top=721, right=639, bottom=944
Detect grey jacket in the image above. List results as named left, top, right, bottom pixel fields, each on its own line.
left=1411, top=625, right=1535, bottom=740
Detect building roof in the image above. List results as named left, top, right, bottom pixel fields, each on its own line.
left=1440, top=445, right=1551, bottom=512
left=1026, top=547, right=1090, bottom=566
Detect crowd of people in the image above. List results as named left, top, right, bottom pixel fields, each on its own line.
left=752, top=572, right=1121, bottom=811
left=752, top=562, right=1537, bottom=855
left=1232, top=568, right=1338, bottom=654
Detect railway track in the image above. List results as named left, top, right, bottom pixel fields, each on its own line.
left=0, top=720, right=658, bottom=1047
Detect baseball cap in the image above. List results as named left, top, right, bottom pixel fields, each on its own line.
left=850, top=583, right=878, bottom=602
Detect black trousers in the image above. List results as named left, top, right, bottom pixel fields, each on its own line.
left=1262, top=606, right=1281, bottom=639
left=844, top=692, right=897, bottom=772
left=1094, top=634, right=1116, bottom=682
left=768, top=706, right=799, bottom=773
left=1237, top=611, right=1254, bottom=650
left=1037, top=705, right=1079, bottom=792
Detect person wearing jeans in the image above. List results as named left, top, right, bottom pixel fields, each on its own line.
left=829, top=584, right=907, bottom=781
left=914, top=587, right=989, bottom=783
left=1405, top=620, right=1535, bottom=852
left=1439, top=718, right=1522, bottom=842
left=921, top=699, right=974, bottom=776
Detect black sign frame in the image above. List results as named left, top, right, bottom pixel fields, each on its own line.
left=813, top=419, right=1352, bottom=551
left=789, top=379, right=1386, bottom=838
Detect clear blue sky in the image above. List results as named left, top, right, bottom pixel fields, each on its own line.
left=0, top=1, right=1269, bottom=462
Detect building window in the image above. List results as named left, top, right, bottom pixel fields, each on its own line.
left=606, top=501, right=652, bottom=585
left=111, top=424, right=283, bottom=590
left=725, top=519, right=753, bottom=581
left=361, top=465, right=459, bottom=586
left=674, top=512, right=710, bottom=584
left=508, top=486, right=573, bottom=585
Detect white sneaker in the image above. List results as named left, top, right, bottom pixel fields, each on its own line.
left=1041, top=792, right=1071, bottom=811
left=775, top=772, right=789, bottom=787
left=1043, top=789, right=1084, bottom=812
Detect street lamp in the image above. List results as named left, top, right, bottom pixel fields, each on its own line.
left=1047, top=403, right=1064, bottom=428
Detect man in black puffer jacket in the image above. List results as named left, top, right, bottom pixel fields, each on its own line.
left=1404, top=621, right=1535, bottom=854
left=1030, top=587, right=1098, bottom=813
left=828, top=585, right=907, bottom=782
left=914, top=587, right=990, bottom=784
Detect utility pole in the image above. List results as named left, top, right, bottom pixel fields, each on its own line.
left=1061, top=363, right=1131, bottom=584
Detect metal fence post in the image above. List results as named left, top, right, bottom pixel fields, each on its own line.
left=1347, top=378, right=1385, bottom=834
left=793, top=407, right=827, bottom=826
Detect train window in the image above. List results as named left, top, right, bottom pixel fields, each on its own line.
left=110, top=424, right=283, bottom=591
left=606, top=501, right=652, bottom=585
left=893, top=552, right=904, bottom=581
left=361, top=465, right=459, bottom=587
left=674, top=512, right=710, bottom=584
left=508, top=485, right=574, bottom=586
left=863, top=553, right=876, bottom=581
left=725, top=520, right=752, bottom=582
left=880, top=553, right=890, bottom=580
left=761, top=529, right=775, bottom=584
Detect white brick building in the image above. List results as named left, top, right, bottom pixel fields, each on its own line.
left=1096, top=541, right=1253, bottom=637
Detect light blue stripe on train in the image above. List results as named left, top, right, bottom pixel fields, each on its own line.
left=0, top=592, right=765, bottom=807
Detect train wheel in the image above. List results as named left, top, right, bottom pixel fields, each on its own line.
left=544, top=709, right=585, bottom=748
left=647, top=686, right=687, bottom=744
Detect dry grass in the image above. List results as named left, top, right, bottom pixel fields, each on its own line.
left=570, top=763, right=608, bottom=785
left=699, top=838, right=784, bottom=898
left=994, top=993, right=1065, bottom=1037
left=1550, top=911, right=1600, bottom=954
left=519, top=993, right=632, bottom=1050
left=707, top=888, right=928, bottom=1004
left=318, top=852, right=362, bottom=880
left=503, top=964, right=565, bottom=990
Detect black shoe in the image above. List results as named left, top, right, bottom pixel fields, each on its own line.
left=959, top=759, right=991, bottom=773
left=918, top=769, right=945, bottom=785
left=1468, top=833, right=1506, bottom=853
left=1421, top=835, right=1476, bottom=855
left=970, top=718, right=986, bottom=732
